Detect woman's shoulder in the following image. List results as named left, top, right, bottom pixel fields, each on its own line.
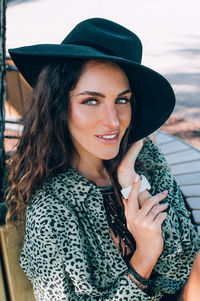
left=30, top=167, right=89, bottom=204
left=135, top=138, right=169, bottom=178
left=135, top=138, right=175, bottom=195
left=26, top=171, right=77, bottom=227
left=27, top=188, right=74, bottom=227
left=26, top=167, right=95, bottom=226
left=137, top=138, right=168, bottom=165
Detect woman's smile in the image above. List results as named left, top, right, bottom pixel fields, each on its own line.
left=95, top=131, right=120, bottom=143
left=68, top=60, right=132, bottom=163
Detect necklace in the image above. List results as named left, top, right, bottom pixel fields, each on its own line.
left=100, top=185, right=136, bottom=262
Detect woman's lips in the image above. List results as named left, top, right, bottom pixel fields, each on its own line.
left=95, top=133, right=120, bottom=143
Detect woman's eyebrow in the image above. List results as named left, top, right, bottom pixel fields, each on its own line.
left=118, top=89, right=132, bottom=96
left=76, top=91, right=105, bottom=97
left=76, top=89, right=132, bottom=97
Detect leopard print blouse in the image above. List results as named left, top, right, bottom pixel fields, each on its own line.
left=20, top=140, right=200, bottom=300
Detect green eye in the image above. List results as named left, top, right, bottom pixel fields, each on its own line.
left=84, top=99, right=97, bottom=105
left=116, top=98, right=130, bottom=104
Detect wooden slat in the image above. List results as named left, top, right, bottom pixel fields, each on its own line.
left=165, top=149, right=200, bottom=165
left=0, top=223, right=35, bottom=301
left=155, top=132, right=174, bottom=145
left=159, top=140, right=189, bottom=155
left=185, top=197, right=200, bottom=210
left=0, top=259, right=7, bottom=301
left=155, top=131, right=200, bottom=236
left=192, top=210, right=200, bottom=225
left=171, top=161, right=200, bottom=176
left=180, top=185, right=200, bottom=198
left=174, top=173, right=200, bottom=186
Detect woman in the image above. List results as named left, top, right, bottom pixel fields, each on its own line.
left=7, top=18, right=200, bottom=300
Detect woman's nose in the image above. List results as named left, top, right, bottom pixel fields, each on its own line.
left=102, top=105, right=120, bottom=128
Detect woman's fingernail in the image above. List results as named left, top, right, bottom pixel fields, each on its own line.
left=162, top=190, right=168, bottom=195
left=134, top=175, right=140, bottom=184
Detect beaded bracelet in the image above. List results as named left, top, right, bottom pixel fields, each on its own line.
left=127, top=263, right=152, bottom=291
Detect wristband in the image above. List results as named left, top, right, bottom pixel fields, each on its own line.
left=140, top=175, right=151, bottom=192
left=121, top=175, right=151, bottom=199
left=127, top=263, right=151, bottom=286
left=127, top=263, right=152, bottom=293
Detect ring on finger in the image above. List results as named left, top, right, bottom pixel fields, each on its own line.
left=149, top=210, right=157, bottom=217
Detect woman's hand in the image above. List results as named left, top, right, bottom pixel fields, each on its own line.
left=124, top=178, right=168, bottom=278
left=117, top=140, right=143, bottom=188
left=117, top=139, right=168, bottom=278
left=117, top=140, right=151, bottom=207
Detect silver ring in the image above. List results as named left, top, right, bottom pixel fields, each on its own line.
left=149, top=210, right=157, bottom=216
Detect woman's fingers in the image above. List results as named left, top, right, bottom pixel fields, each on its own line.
left=124, top=188, right=169, bottom=263
left=147, top=203, right=169, bottom=221
left=138, top=191, right=168, bottom=217
left=126, top=176, right=141, bottom=214
left=125, top=180, right=168, bottom=217
left=124, top=189, right=169, bottom=231
left=138, top=190, right=151, bottom=208
left=122, top=140, right=143, bottom=165
left=153, top=211, right=168, bottom=226
left=117, top=140, right=143, bottom=187
left=122, top=198, right=128, bottom=217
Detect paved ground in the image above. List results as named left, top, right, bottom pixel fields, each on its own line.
left=5, top=0, right=200, bottom=147
left=161, top=116, right=200, bottom=150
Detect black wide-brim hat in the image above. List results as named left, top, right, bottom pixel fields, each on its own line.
left=9, top=18, right=175, bottom=142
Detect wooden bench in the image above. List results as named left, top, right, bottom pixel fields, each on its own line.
left=155, top=130, right=200, bottom=235
left=0, top=257, right=7, bottom=301
left=0, top=223, right=35, bottom=301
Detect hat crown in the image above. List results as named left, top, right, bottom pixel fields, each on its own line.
left=62, top=18, right=143, bottom=63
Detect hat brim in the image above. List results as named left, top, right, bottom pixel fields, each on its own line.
left=9, top=44, right=175, bottom=142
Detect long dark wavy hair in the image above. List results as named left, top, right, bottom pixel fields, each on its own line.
left=6, top=58, right=134, bottom=221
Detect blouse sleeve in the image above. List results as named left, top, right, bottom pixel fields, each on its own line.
left=21, top=191, right=157, bottom=301
left=136, top=139, right=200, bottom=295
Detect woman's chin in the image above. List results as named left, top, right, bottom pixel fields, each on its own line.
left=100, top=150, right=119, bottom=160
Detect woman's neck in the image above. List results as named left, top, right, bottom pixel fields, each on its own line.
left=72, top=155, right=112, bottom=187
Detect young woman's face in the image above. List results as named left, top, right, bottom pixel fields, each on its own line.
left=68, top=60, right=132, bottom=162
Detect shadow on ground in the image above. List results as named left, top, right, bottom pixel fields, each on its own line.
left=161, top=116, right=200, bottom=150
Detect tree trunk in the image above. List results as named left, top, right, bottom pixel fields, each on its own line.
left=0, top=0, right=6, bottom=201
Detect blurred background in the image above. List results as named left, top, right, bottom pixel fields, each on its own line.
left=4, top=0, right=200, bottom=149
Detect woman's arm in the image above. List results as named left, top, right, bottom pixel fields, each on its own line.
left=118, top=139, right=200, bottom=296
left=117, top=140, right=168, bottom=275
left=123, top=178, right=168, bottom=278
left=135, top=139, right=200, bottom=295
left=117, top=141, right=170, bottom=291
left=178, top=250, right=200, bottom=301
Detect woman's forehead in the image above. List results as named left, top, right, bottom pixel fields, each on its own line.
left=72, top=59, right=131, bottom=94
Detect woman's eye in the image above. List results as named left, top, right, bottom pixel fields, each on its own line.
left=116, top=98, right=130, bottom=104
left=83, top=99, right=98, bottom=105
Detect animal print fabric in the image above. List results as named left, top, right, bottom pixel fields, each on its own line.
left=20, top=139, right=200, bottom=300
